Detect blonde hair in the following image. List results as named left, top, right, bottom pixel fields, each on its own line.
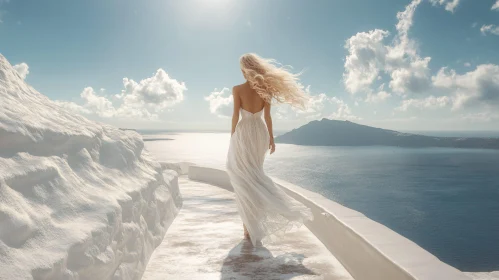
left=240, top=53, right=308, bottom=109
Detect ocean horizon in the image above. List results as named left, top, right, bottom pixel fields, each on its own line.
left=136, top=128, right=499, bottom=138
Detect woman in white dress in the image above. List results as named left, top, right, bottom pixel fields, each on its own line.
left=226, top=53, right=313, bottom=246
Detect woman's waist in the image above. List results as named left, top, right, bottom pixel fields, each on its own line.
left=238, top=118, right=266, bottom=126
left=236, top=118, right=267, bottom=132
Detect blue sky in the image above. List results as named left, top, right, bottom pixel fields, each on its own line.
left=1, top=0, right=499, bottom=131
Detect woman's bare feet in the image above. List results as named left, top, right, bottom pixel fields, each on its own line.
left=243, top=224, right=250, bottom=240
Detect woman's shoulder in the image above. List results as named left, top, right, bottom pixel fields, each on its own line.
left=232, top=83, right=248, bottom=94
left=233, top=83, right=246, bottom=89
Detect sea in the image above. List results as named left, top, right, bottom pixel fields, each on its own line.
left=141, top=131, right=499, bottom=272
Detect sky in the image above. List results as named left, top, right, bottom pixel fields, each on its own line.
left=1, top=0, right=499, bottom=132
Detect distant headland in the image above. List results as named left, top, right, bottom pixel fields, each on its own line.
left=275, top=119, right=499, bottom=150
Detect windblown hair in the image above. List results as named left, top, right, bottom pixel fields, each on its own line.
left=240, top=53, right=308, bottom=109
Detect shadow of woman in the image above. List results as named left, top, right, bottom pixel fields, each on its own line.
left=220, top=239, right=317, bottom=280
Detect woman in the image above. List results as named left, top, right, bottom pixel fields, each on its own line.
left=226, top=53, right=313, bottom=246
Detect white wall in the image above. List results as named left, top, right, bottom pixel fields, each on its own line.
left=159, top=161, right=194, bottom=176
left=188, top=165, right=471, bottom=280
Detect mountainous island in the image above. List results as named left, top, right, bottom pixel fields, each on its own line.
left=275, top=119, right=499, bottom=150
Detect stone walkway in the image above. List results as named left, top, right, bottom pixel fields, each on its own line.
left=142, top=177, right=354, bottom=280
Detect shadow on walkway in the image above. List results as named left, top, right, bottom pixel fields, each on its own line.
left=220, top=240, right=317, bottom=280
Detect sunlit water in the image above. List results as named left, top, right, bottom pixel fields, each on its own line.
left=143, top=132, right=499, bottom=272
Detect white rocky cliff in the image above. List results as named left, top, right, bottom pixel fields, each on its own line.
left=0, top=54, right=182, bottom=280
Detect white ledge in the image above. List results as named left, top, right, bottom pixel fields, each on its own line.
left=187, top=165, right=471, bottom=280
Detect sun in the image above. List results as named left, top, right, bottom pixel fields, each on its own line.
left=174, top=0, right=240, bottom=28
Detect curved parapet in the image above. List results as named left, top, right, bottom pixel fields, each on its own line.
left=189, top=165, right=233, bottom=191
left=188, top=165, right=471, bottom=280
left=159, top=161, right=195, bottom=175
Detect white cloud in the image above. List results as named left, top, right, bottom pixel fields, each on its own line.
left=117, top=69, right=186, bottom=113
left=291, top=92, right=330, bottom=119
left=53, top=100, right=91, bottom=115
left=365, top=84, right=391, bottom=103
left=115, top=104, right=158, bottom=120
left=55, top=69, right=186, bottom=120
left=388, top=0, right=433, bottom=95
left=460, top=112, right=499, bottom=122
left=204, top=88, right=233, bottom=118
left=395, top=96, right=451, bottom=111
left=55, top=87, right=118, bottom=118
left=492, top=0, right=499, bottom=11
left=464, top=62, right=471, bottom=67
left=389, top=57, right=431, bottom=94
left=328, top=97, right=362, bottom=121
left=343, top=29, right=390, bottom=94
left=343, top=0, right=432, bottom=97
left=80, top=87, right=116, bottom=118
left=13, top=63, right=29, bottom=79
left=395, top=0, right=421, bottom=43
left=366, top=91, right=391, bottom=103
left=344, top=0, right=499, bottom=119
left=429, top=0, right=460, bottom=13
left=273, top=106, right=294, bottom=120
left=432, top=64, right=499, bottom=109
left=480, top=24, right=499, bottom=36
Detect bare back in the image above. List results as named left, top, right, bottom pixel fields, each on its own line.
left=234, top=83, right=265, bottom=113
left=231, top=82, right=274, bottom=154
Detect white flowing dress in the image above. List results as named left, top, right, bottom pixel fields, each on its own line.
left=226, top=108, right=313, bottom=245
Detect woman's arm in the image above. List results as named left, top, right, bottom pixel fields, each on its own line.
left=263, top=102, right=275, bottom=154
left=231, top=87, right=241, bottom=136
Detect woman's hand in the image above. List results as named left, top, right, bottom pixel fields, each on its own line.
left=269, top=138, right=276, bottom=154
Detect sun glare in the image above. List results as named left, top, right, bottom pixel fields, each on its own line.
left=174, top=0, right=240, bottom=27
